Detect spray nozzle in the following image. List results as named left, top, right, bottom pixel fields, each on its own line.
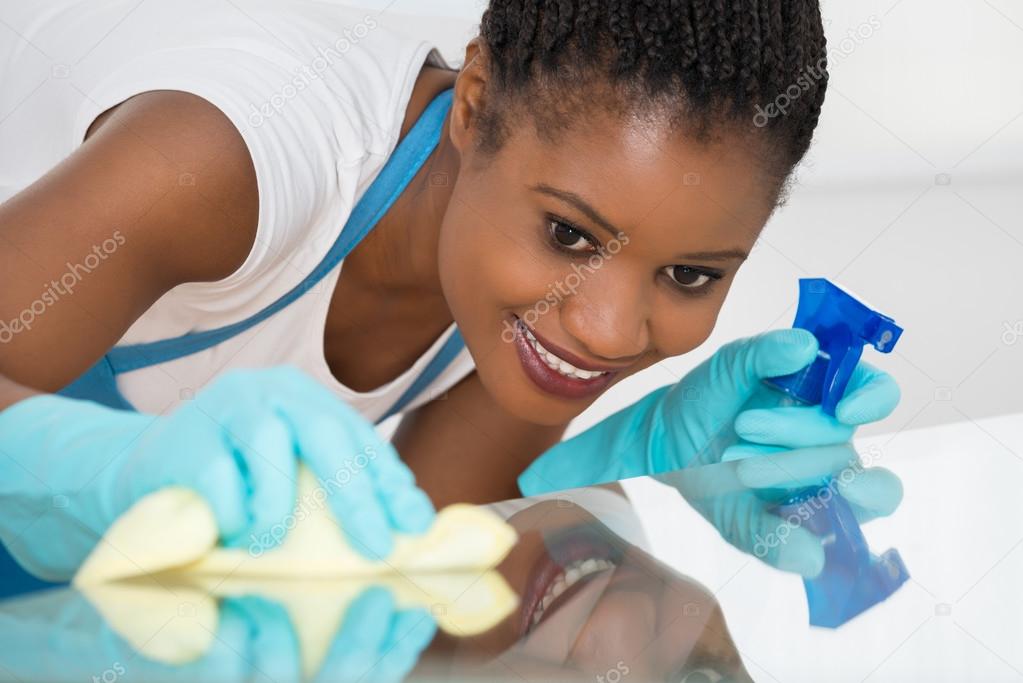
left=765, top=279, right=904, bottom=416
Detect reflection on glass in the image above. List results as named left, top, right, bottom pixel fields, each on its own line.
left=656, top=444, right=907, bottom=628
left=0, top=493, right=750, bottom=683
left=433, top=495, right=753, bottom=682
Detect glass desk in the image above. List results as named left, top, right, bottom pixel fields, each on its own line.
left=1, top=412, right=1020, bottom=682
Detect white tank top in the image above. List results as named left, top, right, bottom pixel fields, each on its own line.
left=0, top=0, right=476, bottom=421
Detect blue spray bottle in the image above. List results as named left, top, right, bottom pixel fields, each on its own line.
left=719, top=278, right=909, bottom=627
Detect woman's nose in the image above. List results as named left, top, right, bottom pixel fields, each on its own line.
left=559, top=279, right=651, bottom=363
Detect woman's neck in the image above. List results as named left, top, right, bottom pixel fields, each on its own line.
left=319, top=65, right=462, bottom=392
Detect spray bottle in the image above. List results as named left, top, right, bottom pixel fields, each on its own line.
left=714, top=278, right=910, bottom=627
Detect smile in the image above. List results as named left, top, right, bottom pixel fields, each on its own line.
left=521, top=325, right=607, bottom=380
left=527, top=556, right=616, bottom=631
left=519, top=526, right=624, bottom=637
left=511, top=316, right=618, bottom=400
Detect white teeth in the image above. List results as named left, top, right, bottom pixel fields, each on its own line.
left=530, top=557, right=616, bottom=628
left=520, top=325, right=606, bottom=381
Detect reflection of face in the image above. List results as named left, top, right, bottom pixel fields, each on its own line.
left=440, top=46, right=776, bottom=427
left=431, top=500, right=752, bottom=682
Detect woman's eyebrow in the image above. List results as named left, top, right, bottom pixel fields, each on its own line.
left=676, top=248, right=749, bottom=262
left=530, top=182, right=624, bottom=238
left=530, top=183, right=749, bottom=262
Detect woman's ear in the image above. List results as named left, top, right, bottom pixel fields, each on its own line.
left=450, top=37, right=490, bottom=156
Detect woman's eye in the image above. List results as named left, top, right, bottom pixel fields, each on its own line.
left=549, top=220, right=595, bottom=252
left=663, top=265, right=719, bottom=291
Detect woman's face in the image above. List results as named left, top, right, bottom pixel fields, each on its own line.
left=439, top=75, right=779, bottom=426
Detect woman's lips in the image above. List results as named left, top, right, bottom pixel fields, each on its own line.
left=511, top=316, right=618, bottom=400
left=524, top=321, right=628, bottom=373
left=519, top=529, right=622, bottom=637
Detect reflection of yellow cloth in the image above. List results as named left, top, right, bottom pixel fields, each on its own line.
left=82, top=574, right=515, bottom=678
left=74, top=466, right=519, bottom=674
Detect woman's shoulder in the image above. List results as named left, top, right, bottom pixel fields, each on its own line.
left=2, top=0, right=442, bottom=169
left=1, top=1, right=455, bottom=348
left=10, top=1, right=443, bottom=283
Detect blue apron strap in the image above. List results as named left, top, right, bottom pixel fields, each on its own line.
left=58, top=355, right=137, bottom=411
left=377, top=328, right=465, bottom=424
left=61, top=88, right=457, bottom=411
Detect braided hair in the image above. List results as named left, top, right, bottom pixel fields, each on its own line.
left=476, top=0, right=828, bottom=196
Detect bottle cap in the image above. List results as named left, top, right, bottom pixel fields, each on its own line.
left=766, top=279, right=904, bottom=416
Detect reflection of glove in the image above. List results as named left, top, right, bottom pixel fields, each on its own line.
left=661, top=444, right=903, bottom=578
left=315, top=586, right=437, bottom=683
left=0, top=586, right=435, bottom=683
left=194, top=596, right=303, bottom=683
left=518, top=329, right=901, bottom=495
left=0, top=591, right=298, bottom=683
left=0, top=367, right=434, bottom=581
left=203, top=589, right=435, bottom=683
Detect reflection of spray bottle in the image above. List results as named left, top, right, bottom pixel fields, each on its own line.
left=721, top=279, right=909, bottom=627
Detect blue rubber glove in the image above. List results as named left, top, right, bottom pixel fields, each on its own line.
left=518, top=329, right=901, bottom=494
left=661, top=444, right=904, bottom=577
left=0, top=367, right=435, bottom=582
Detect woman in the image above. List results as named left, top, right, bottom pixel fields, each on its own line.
left=0, top=0, right=899, bottom=585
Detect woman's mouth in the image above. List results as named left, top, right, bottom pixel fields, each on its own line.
left=520, top=528, right=622, bottom=637
left=526, top=556, right=616, bottom=631
left=511, top=316, right=618, bottom=400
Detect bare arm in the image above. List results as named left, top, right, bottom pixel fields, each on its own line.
left=393, top=372, right=569, bottom=507
left=0, top=90, right=259, bottom=409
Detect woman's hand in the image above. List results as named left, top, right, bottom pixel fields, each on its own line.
left=652, top=329, right=902, bottom=467
left=518, top=329, right=901, bottom=494
left=518, top=330, right=904, bottom=578
left=0, top=367, right=434, bottom=581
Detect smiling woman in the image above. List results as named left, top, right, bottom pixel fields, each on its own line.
left=0, top=0, right=901, bottom=593
left=430, top=0, right=828, bottom=432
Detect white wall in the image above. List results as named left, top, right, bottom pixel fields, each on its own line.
left=365, top=0, right=1023, bottom=437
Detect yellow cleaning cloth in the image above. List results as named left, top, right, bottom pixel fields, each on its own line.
left=73, top=465, right=519, bottom=673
